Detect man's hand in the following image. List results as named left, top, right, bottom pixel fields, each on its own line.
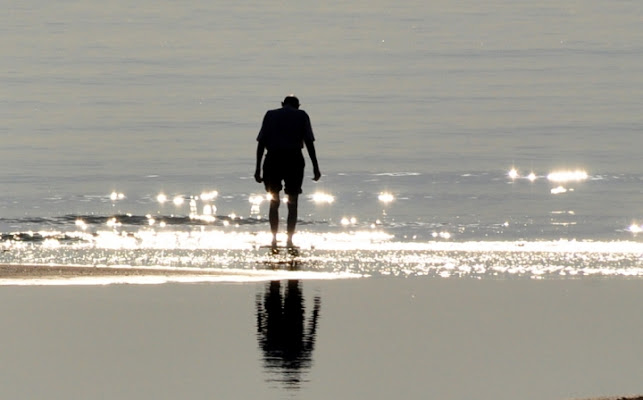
left=255, top=143, right=265, bottom=183
left=312, top=167, right=321, bottom=181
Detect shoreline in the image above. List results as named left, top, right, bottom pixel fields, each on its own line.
left=576, top=398, right=643, bottom=400
left=0, top=263, right=252, bottom=285
left=0, top=263, right=237, bottom=279
left=0, top=263, right=362, bottom=285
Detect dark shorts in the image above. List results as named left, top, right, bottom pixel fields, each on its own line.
left=263, top=150, right=305, bottom=196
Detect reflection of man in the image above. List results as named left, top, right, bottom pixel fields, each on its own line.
left=256, top=280, right=321, bottom=389
left=254, top=95, right=321, bottom=248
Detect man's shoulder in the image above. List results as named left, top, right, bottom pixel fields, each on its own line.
left=265, top=107, right=309, bottom=119
left=264, top=108, right=281, bottom=117
left=286, top=108, right=311, bottom=120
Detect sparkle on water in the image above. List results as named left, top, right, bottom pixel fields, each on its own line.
left=377, top=192, right=395, bottom=203
left=3, top=227, right=643, bottom=283
left=507, top=167, right=588, bottom=184
left=547, top=170, right=589, bottom=183
left=311, top=192, right=335, bottom=204
left=2, top=169, right=642, bottom=283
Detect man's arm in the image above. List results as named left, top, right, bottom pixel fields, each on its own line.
left=255, top=142, right=265, bottom=183
left=304, top=138, right=321, bottom=181
left=302, top=111, right=321, bottom=181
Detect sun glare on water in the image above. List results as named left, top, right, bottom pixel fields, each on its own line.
left=3, top=225, right=643, bottom=281
left=173, top=196, right=185, bottom=206
left=547, top=170, right=588, bottom=183
left=312, top=192, right=335, bottom=204
left=550, top=186, right=568, bottom=195
left=506, top=168, right=537, bottom=182
left=378, top=192, right=395, bottom=203
left=629, top=224, right=642, bottom=234
left=110, top=192, right=125, bottom=201
left=507, top=167, right=589, bottom=183
left=200, top=191, right=219, bottom=201
left=341, top=217, right=357, bottom=226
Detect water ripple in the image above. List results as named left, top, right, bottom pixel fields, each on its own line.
left=2, top=229, right=642, bottom=280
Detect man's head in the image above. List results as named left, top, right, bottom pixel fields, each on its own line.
left=282, top=95, right=300, bottom=109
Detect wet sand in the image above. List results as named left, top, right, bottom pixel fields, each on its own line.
left=0, top=263, right=349, bottom=285
left=0, top=271, right=642, bottom=400
left=580, top=398, right=643, bottom=400
left=576, top=398, right=643, bottom=400
left=0, top=263, right=233, bottom=278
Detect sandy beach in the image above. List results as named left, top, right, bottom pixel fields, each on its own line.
left=577, top=398, right=643, bottom=400
left=0, top=264, right=238, bottom=278
left=0, top=263, right=350, bottom=285
left=1, top=266, right=642, bottom=400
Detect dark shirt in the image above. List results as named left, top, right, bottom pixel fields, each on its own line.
left=256, top=105, right=315, bottom=152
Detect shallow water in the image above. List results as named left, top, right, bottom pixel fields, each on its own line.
left=2, top=170, right=642, bottom=278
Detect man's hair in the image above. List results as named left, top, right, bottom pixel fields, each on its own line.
left=282, top=95, right=300, bottom=108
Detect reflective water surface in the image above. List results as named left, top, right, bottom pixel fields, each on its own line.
left=256, top=280, right=321, bottom=389
left=2, top=169, right=642, bottom=281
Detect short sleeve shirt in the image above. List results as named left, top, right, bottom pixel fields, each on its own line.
left=256, top=106, right=315, bottom=152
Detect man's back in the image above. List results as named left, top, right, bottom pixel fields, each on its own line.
left=257, top=106, right=315, bottom=152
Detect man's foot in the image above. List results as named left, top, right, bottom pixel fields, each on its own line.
left=270, top=238, right=279, bottom=254
left=286, top=239, right=300, bottom=256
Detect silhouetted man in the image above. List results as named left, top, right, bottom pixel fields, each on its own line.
left=255, top=95, right=321, bottom=248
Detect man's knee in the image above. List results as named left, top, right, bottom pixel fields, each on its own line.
left=287, top=194, right=298, bottom=207
left=269, top=194, right=280, bottom=208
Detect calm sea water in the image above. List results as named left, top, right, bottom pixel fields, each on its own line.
left=2, top=3, right=643, bottom=399
left=1, top=0, right=642, bottom=278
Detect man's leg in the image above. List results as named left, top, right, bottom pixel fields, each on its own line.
left=286, top=194, right=298, bottom=247
left=283, top=154, right=304, bottom=248
left=269, top=193, right=280, bottom=246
